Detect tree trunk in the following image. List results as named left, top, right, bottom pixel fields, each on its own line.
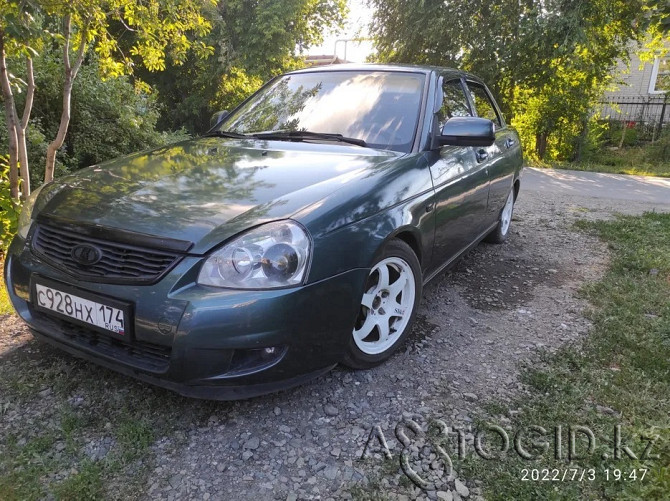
left=535, top=132, right=548, bottom=160
left=573, top=116, right=589, bottom=163
left=44, top=76, right=73, bottom=183
left=618, top=123, right=627, bottom=149
left=17, top=56, right=35, bottom=198
left=0, top=29, right=20, bottom=201
left=44, top=15, right=87, bottom=184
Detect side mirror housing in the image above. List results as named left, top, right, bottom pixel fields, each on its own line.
left=210, top=110, right=229, bottom=128
left=434, top=117, right=495, bottom=148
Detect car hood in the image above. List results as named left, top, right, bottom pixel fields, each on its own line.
left=35, top=138, right=401, bottom=254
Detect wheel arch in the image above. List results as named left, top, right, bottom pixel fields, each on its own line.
left=391, top=228, right=423, bottom=265
left=513, top=177, right=521, bottom=200
left=368, top=226, right=425, bottom=270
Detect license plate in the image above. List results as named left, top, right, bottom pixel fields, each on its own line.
left=32, top=278, right=132, bottom=339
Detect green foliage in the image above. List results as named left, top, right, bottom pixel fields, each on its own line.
left=369, top=0, right=649, bottom=161
left=580, top=115, right=610, bottom=158
left=645, top=0, right=670, bottom=32
left=116, top=418, right=155, bottom=460
left=66, top=60, right=185, bottom=169
left=33, top=0, right=218, bottom=79
left=0, top=45, right=188, bottom=188
left=210, top=66, right=264, bottom=115
left=534, top=122, right=670, bottom=177
left=609, top=124, right=641, bottom=148
left=542, top=146, right=670, bottom=177
left=1, top=0, right=216, bottom=198
left=143, top=0, right=347, bottom=134
left=0, top=155, right=21, bottom=251
left=217, top=0, right=346, bottom=76
left=0, top=0, right=44, bottom=66
left=0, top=277, right=11, bottom=314
left=645, top=128, right=670, bottom=162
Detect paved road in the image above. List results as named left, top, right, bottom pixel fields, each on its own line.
left=523, top=167, right=670, bottom=208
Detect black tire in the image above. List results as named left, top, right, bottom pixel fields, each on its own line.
left=342, top=239, right=422, bottom=369
left=485, top=188, right=516, bottom=244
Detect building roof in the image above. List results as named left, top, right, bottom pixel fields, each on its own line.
left=304, top=55, right=349, bottom=67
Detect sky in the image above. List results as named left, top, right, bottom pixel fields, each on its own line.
left=306, top=0, right=375, bottom=63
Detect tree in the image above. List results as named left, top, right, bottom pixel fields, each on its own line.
left=142, top=0, right=347, bottom=135
left=0, top=43, right=188, bottom=189
left=40, top=0, right=216, bottom=185
left=368, top=0, right=657, bottom=161
left=0, top=0, right=215, bottom=200
left=0, top=0, right=40, bottom=201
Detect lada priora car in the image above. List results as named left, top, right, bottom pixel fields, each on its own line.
left=5, top=64, right=523, bottom=399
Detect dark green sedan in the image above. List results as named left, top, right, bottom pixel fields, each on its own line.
left=5, top=64, right=523, bottom=399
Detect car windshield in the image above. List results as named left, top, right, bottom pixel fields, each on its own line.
left=218, top=70, right=426, bottom=153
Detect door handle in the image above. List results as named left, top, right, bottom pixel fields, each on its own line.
left=475, top=148, right=489, bottom=162
left=505, top=138, right=516, bottom=149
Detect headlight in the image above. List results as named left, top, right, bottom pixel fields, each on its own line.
left=17, top=185, right=44, bottom=239
left=198, top=220, right=311, bottom=289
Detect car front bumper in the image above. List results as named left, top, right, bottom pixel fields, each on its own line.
left=4, top=235, right=368, bottom=399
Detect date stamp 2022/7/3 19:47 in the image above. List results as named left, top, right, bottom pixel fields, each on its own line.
left=361, top=418, right=661, bottom=490
left=520, top=467, right=649, bottom=482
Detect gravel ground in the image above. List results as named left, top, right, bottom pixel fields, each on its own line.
left=1, top=186, right=667, bottom=500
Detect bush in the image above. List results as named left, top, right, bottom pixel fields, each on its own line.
left=608, top=124, right=640, bottom=147
left=645, top=129, right=670, bottom=163
left=0, top=156, right=21, bottom=252
left=0, top=47, right=189, bottom=195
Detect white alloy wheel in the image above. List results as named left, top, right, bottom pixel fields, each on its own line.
left=353, top=256, right=416, bottom=355
left=500, top=189, right=514, bottom=236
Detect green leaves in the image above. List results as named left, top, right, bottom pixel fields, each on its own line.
left=142, top=0, right=348, bottom=134
left=369, top=0, right=653, bottom=161
left=0, top=155, right=21, bottom=251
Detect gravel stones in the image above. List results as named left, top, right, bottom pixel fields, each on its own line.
left=1, top=186, right=653, bottom=500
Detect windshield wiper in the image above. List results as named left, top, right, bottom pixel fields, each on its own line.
left=204, top=130, right=250, bottom=139
left=252, top=131, right=367, bottom=147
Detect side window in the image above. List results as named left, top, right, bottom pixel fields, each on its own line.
left=467, top=82, right=502, bottom=127
left=437, top=79, right=472, bottom=129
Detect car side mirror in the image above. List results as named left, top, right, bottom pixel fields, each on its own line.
left=434, top=117, right=496, bottom=148
left=210, top=110, right=229, bottom=128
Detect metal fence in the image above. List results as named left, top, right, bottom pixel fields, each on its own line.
left=597, top=95, right=669, bottom=142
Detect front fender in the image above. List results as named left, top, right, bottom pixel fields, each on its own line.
left=305, top=189, right=435, bottom=284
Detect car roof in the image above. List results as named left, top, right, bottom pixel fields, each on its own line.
left=286, top=63, right=482, bottom=82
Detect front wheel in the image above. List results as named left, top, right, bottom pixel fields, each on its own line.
left=485, top=188, right=515, bottom=244
left=342, top=239, right=422, bottom=369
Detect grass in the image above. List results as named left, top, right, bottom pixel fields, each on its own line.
left=0, top=349, right=200, bottom=500
left=531, top=145, right=670, bottom=178
left=52, top=461, right=104, bottom=501
left=461, top=212, right=670, bottom=500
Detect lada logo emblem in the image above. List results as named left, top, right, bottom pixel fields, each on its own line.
left=71, top=244, right=102, bottom=266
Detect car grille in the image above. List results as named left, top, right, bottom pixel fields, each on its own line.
left=33, top=310, right=171, bottom=373
left=32, top=224, right=181, bottom=284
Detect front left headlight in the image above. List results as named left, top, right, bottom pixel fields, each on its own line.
left=197, top=220, right=311, bottom=289
left=17, top=185, right=44, bottom=239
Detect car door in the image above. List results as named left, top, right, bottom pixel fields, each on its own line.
left=426, top=77, right=491, bottom=277
left=464, top=81, right=518, bottom=223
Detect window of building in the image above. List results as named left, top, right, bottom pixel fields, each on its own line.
left=650, top=57, right=670, bottom=93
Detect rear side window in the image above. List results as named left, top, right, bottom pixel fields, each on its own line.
left=437, top=79, right=472, bottom=129
left=466, top=82, right=502, bottom=127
